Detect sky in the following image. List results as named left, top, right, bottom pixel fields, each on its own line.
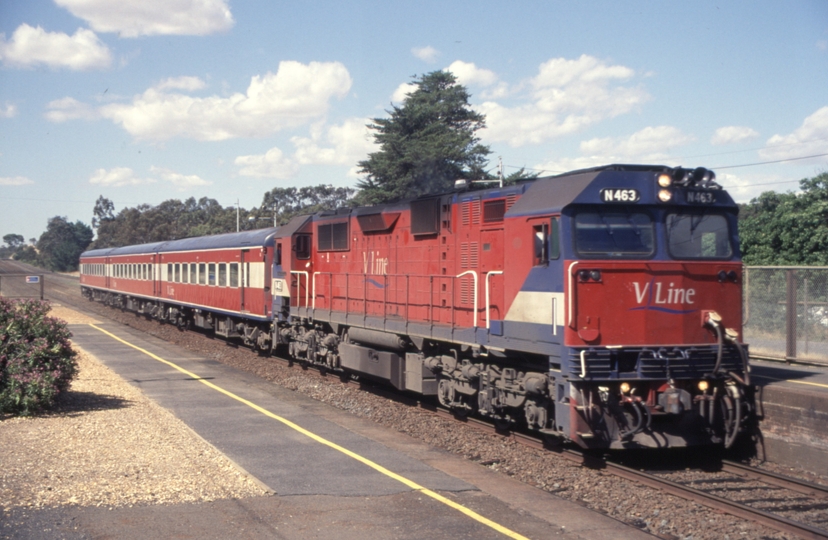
left=1, top=0, right=827, bottom=242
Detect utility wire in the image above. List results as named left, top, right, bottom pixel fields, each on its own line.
left=713, top=152, right=828, bottom=169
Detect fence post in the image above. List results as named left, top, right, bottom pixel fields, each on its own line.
left=786, top=269, right=797, bottom=362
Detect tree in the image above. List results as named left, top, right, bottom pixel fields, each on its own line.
left=356, top=71, right=492, bottom=204
left=36, top=217, right=94, bottom=272
left=91, top=197, right=245, bottom=248
left=3, top=234, right=24, bottom=249
left=1, top=234, right=25, bottom=259
left=258, top=184, right=355, bottom=225
left=739, top=171, right=828, bottom=265
left=92, top=195, right=115, bottom=229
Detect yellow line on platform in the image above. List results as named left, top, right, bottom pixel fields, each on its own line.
left=88, top=323, right=530, bottom=540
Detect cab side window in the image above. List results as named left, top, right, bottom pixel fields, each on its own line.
left=295, top=235, right=311, bottom=260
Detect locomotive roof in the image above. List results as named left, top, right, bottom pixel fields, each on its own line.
left=81, top=227, right=279, bottom=258
left=506, top=164, right=737, bottom=217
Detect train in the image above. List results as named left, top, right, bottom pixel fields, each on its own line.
left=80, top=164, right=754, bottom=449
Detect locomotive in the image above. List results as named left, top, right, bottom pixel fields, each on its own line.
left=80, top=164, right=753, bottom=449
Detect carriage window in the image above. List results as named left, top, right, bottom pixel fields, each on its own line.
left=574, top=211, right=654, bottom=259
left=218, top=263, right=227, bottom=286
left=667, top=214, right=732, bottom=259
left=198, top=263, right=206, bottom=285
left=229, top=263, right=239, bottom=287
left=208, top=263, right=216, bottom=286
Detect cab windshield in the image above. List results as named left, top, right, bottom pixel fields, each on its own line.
left=574, top=211, right=654, bottom=259
left=666, top=213, right=732, bottom=259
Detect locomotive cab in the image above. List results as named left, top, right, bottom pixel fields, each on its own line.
left=538, top=165, right=752, bottom=448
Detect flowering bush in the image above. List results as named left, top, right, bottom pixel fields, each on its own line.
left=0, top=298, right=77, bottom=415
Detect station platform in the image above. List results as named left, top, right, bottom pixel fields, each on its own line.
left=47, top=321, right=651, bottom=540
left=750, top=360, right=828, bottom=475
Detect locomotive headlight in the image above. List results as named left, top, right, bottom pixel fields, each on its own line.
left=620, top=382, right=631, bottom=394
left=589, top=270, right=602, bottom=282
left=658, top=189, right=673, bottom=202
left=657, top=173, right=672, bottom=187
left=698, top=380, right=709, bottom=392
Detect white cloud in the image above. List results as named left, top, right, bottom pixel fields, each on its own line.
left=446, top=60, right=498, bottom=87
left=90, top=167, right=154, bottom=186
left=45, top=97, right=99, bottom=122
left=818, top=40, right=827, bottom=51
left=0, top=24, right=111, bottom=70
left=0, top=176, right=34, bottom=186
left=391, top=82, right=417, bottom=104
left=580, top=126, right=694, bottom=159
left=535, top=126, right=694, bottom=174
left=155, top=76, right=207, bottom=92
left=292, top=118, right=377, bottom=176
left=90, top=166, right=210, bottom=189
left=55, top=0, right=234, bottom=37
left=235, top=147, right=299, bottom=179
left=94, top=61, right=352, bottom=141
left=760, top=106, right=828, bottom=161
left=711, top=126, right=759, bottom=145
left=479, top=55, right=649, bottom=147
left=150, top=166, right=211, bottom=189
left=236, top=118, right=377, bottom=179
left=0, top=103, right=17, bottom=118
left=412, top=46, right=440, bottom=63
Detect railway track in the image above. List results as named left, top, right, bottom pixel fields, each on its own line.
left=6, top=258, right=828, bottom=539
left=429, top=405, right=828, bottom=539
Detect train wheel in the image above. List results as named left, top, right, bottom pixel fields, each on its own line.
left=437, top=378, right=455, bottom=409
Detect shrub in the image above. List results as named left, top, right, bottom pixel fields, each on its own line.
left=0, top=298, right=77, bottom=415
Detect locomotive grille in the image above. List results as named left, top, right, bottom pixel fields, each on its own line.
left=462, top=200, right=481, bottom=226
left=460, top=242, right=479, bottom=268
left=570, top=346, right=745, bottom=379
left=460, top=278, right=471, bottom=305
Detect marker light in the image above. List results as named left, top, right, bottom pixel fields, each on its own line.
left=657, top=173, right=672, bottom=187
left=620, top=382, right=631, bottom=394
left=698, top=380, right=709, bottom=392
left=658, top=189, right=673, bottom=202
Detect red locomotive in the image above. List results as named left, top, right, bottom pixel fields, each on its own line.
left=81, top=164, right=753, bottom=449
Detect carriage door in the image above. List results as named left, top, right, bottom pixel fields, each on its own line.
left=152, top=253, right=160, bottom=297
left=240, top=249, right=248, bottom=313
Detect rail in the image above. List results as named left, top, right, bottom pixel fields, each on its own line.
left=306, top=271, right=485, bottom=330
left=485, top=271, right=503, bottom=330
left=289, top=270, right=309, bottom=307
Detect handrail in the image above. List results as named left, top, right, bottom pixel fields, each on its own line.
left=485, top=271, right=503, bottom=329
left=290, top=270, right=309, bottom=307
left=567, top=261, right=579, bottom=329
left=312, top=271, right=323, bottom=310
left=456, top=270, right=478, bottom=328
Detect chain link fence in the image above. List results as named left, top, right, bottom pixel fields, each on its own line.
left=744, top=266, right=828, bottom=364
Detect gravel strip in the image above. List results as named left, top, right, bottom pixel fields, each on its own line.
left=0, top=306, right=268, bottom=513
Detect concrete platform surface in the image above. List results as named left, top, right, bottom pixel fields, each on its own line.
left=3, top=321, right=652, bottom=540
